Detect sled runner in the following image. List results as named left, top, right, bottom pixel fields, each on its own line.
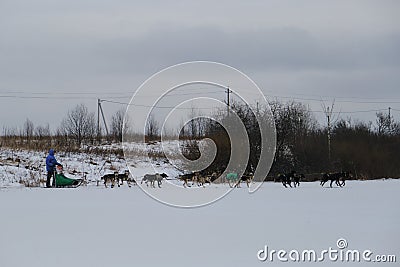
left=53, top=165, right=83, bottom=188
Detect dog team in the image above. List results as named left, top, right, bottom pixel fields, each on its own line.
left=100, top=170, right=253, bottom=188
left=100, top=169, right=352, bottom=188
left=278, top=170, right=351, bottom=188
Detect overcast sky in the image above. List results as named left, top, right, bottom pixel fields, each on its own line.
left=0, top=0, right=399, bottom=131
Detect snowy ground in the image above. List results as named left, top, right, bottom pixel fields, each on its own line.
left=0, top=143, right=182, bottom=188
left=0, top=179, right=399, bottom=267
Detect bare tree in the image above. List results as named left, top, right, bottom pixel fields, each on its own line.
left=23, top=118, right=34, bottom=144
left=60, top=104, right=96, bottom=146
left=376, top=111, right=394, bottom=135
left=54, top=125, right=69, bottom=149
left=1, top=126, right=18, bottom=148
left=111, top=109, right=129, bottom=142
left=179, top=108, right=206, bottom=140
left=145, top=114, right=159, bottom=141
left=2, top=126, right=17, bottom=138
left=86, top=114, right=97, bottom=144
left=35, top=123, right=50, bottom=139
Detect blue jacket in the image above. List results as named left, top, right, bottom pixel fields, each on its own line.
left=46, top=149, right=60, bottom=172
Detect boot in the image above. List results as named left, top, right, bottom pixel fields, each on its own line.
left=46, top=172, right=52, bottom=188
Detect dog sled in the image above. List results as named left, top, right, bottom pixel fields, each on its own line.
left=53, top=165, right=83, bottom=188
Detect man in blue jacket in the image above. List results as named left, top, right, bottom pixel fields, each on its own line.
left=46, top=149, right=61, bottom=188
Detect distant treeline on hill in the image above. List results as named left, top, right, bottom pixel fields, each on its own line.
left=1, top=101, right=400, bottom=180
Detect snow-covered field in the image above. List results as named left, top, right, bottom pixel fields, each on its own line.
left=0, top=143, right=182, bottom=188
left=0, top=179, right=399, bottom=267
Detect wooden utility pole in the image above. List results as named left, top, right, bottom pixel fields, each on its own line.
left=322, top=100, right=335, bottom=166
left=256, top=101, right=259, bottom=115
left=97, top=99, right=101, bottom=139
left=97, top=99, right=109, bottom=140
left=226, top=86, right=231, bottom=115
left=327, top=106, right=331, bottom=163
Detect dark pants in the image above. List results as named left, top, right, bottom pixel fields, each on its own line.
left=46, top=171, right=55, bottom=187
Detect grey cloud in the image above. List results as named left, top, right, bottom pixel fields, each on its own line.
left=0, top=0, right=399, bottom=128
left=118, top=27, right=400, bottom=71
left=2, top=25, right=399, bottom=83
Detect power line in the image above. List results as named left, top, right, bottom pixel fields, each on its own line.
left=2, top=88, right=400, bottom=104
left=312, top=108, right=388, bottom=114
left=264, top=94, right=400, bottom=104
left=0, top=90, right=132, bottom=95
left=0, top=89, right=223, bottom=97
left=101, top=99, right=393, bottom=114
left=101, top=99, right=216, bottom=110
left=0, top=95, right=131, bottom=100
left=270, top=91, right=400, bottom=101
left=0, top=95, right=95, bottom=99
left=1, top=90, right=398, bottom=114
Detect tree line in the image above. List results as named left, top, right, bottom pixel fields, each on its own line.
left=1, top=102, right=400, bottom=179
left=177, top=101, right=400, bottom=180
left=1, top=104, right=128, bottom=152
